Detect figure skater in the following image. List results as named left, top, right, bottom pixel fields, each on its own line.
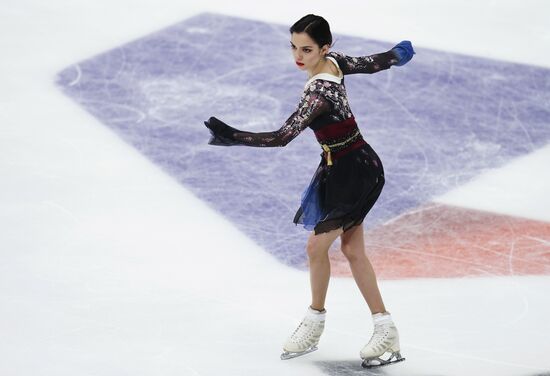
left=204, top=14, right=415, bottom=369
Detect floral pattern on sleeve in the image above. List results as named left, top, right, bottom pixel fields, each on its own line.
left=327, top=50, right=399, bottom=75
left=232, top=81, right=332, bottom=147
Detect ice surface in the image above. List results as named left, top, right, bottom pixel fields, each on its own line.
left=1, top=1, right=550, bottom=375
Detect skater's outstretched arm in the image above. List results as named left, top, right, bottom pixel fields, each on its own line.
left=329, top=41, right=415, bottom=75
left=205, top=83, right=331, bottom=147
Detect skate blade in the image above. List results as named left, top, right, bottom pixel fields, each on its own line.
left=280, top=346, right=318, bottom=360
left=361, top=351, right=405, bottom=369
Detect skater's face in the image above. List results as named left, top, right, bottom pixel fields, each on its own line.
left=290, top=32, right=329, bottom=72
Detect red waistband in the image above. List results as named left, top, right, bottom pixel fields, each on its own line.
left=313, top=116, right=359, bottom=142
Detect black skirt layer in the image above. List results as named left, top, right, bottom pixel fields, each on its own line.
left=293, top=143, right=385, bottom=235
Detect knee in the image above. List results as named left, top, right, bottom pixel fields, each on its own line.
left=340, top=242, right=365, bottom=264
left=306, top=237, right=326, bottom=260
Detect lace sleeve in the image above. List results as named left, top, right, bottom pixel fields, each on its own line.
left=232, top=83, right=331, bottom=147
left=328, top=50, right=399, bottom=75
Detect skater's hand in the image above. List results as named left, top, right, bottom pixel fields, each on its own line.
left=391, top=40, right=415, bottom=66
left=204, top=116, right=240, bottom=146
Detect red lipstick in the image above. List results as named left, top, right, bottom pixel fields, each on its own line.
left=296, top=61, right=304, bottom=67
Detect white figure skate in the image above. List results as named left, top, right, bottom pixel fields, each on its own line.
left=280, top=307, right=326, bottom=360
left=360, top=312, right=405, bottom=369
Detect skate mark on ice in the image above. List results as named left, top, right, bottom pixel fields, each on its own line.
left=314, top=359, right=413, bottom=375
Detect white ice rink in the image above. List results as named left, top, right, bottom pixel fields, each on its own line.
left=1, top=1, right=550, bottom=375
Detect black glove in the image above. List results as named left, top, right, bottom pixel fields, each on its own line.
left=204, top=116, right=242, bottom=146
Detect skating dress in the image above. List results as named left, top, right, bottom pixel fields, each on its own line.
left=231, top=50, right=400, bottom=235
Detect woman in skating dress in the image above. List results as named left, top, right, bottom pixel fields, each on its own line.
left=204, top=14, right=415, bottom=368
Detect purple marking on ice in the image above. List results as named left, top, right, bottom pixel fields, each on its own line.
left=56, top=13, right=550, bottom=269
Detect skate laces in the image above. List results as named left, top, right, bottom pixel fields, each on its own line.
left=369, top=323, right=391, bottom=347
left=290, top=318, right=319, bottom=343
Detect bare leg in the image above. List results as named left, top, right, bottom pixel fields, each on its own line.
left=340, top=223, right=386, bottom=314
left=306, top=227, right=344, bottom=311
